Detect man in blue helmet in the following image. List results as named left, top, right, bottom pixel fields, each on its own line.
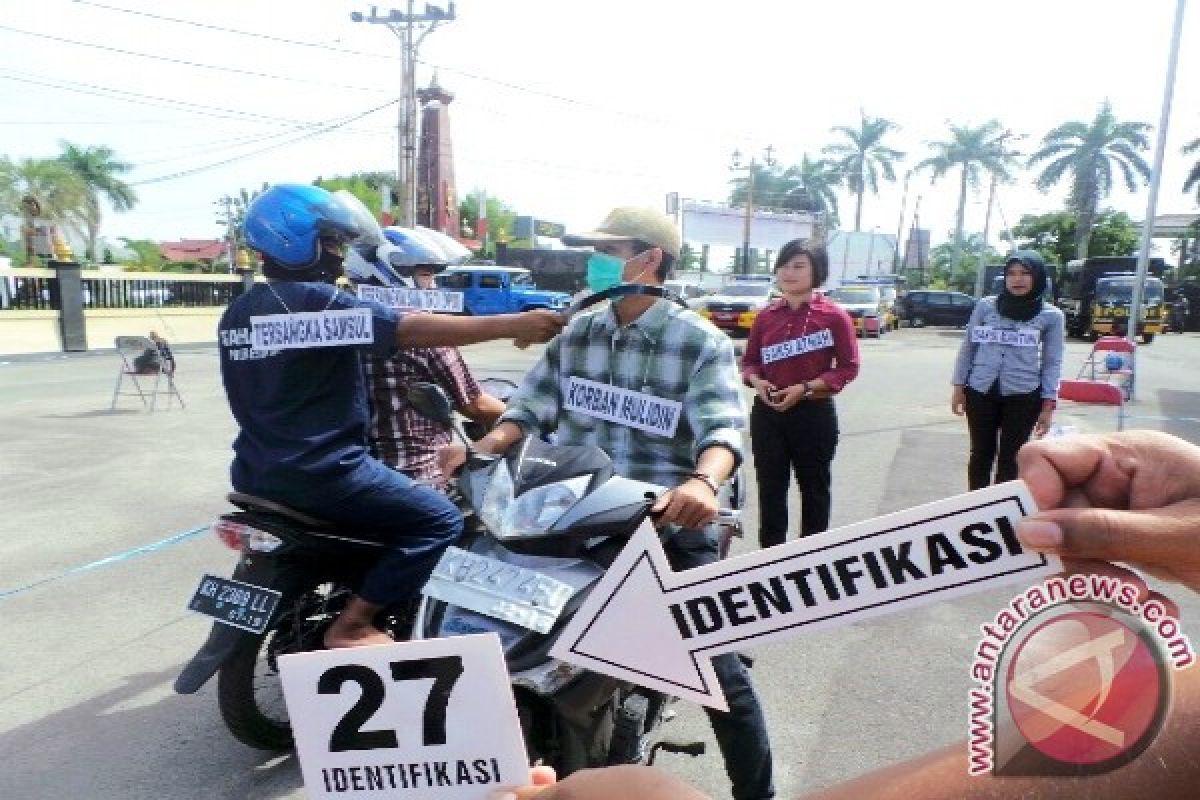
left=218, top=184, right=563, bottom=648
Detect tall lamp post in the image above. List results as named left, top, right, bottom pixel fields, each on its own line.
left=351, top=2, right=456, bottom=227
left=730, top=145, right=776, bottom=275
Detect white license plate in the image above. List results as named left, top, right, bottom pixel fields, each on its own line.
left=421, top=547, right=578, bottom=634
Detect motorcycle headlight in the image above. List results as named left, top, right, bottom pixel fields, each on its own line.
left=478, top=460, right=590, bottom=540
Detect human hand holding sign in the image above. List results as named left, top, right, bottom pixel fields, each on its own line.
left=1015, top=430, right=1200, bottom=592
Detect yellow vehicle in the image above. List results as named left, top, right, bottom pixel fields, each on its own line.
left=827, top=284, right=891, bottom=337
left=1090, top=274, right=1166, bottom=343
left=696, top=277, right=775, bottom=335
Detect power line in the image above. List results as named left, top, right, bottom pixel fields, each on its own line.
left=0, top=25, right=388, bottom=93
left=130, top=98, right=399, bottom=186
left=59, top=0, right=740, bottom=135
left=69, top=0, right=396, bottom=60
left=0, top=70, right=385, bottom=133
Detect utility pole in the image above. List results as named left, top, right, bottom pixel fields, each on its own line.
left=730, top=145, right=775, bottom=274
left=893, top=170, right=912, bottom=270
left=351, top=3, right=456, bottom=227
left=1127, top=0, right=1186, bottom=401
left=215, top=195, right=237, bottom=274
left=973, top=130, right=1025, bottom=298
left=972, top=177, right=997, bottom=299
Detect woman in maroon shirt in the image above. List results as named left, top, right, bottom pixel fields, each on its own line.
left=741, top=240, right=860, bottom=547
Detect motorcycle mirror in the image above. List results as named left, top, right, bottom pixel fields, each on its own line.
left=406, top=382, right=455, bottom=426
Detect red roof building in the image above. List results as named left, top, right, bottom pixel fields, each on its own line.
left=159, top=239, right=226, bottom=264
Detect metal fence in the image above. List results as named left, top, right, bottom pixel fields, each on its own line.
left=1, top=268, right=246, bottom=311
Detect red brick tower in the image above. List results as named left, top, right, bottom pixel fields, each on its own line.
left=416, top=74, right=460, bottom=236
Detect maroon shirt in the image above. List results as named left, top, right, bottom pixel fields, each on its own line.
left=741, top=293, right=860, bottom=391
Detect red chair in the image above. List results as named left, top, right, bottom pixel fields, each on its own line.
left=1058, top=379, right=1125, bottom=431
left=1077, top=336, right=1135, bottom=399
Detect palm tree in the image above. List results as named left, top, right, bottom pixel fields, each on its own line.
left=1028, top=101, right=1151, bottom=259
left=57, top=141, right=138, bottom=262
left=783, top=155, right=842, bottom=228
left=1183, top=136, right=1200, bottom=205
left=0, top=156, right=87, bottom=264
left=916, top=120, right=1019, bottom=276
left=822, top=112, right=905, bottom=231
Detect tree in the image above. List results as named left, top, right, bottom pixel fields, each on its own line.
left=1028, top=101, right=1151, bottom=259
left=117, top=237, right=163, bottom=271
left=727, top=156, right=842, bottom=230
left=458, top=190, right=517, bottom=254
left=927, top=233, right=1002, bottom=293
left=57, top=142, right=137, bottom=263
left=314, top=174, right=390, bottom=217
left=0, top=156, right=87, bottom=264
left=916, top=120, right=1018, bottom=279
left=822, top=112, right=904, bottom=231
left=1005, top=209, right=1141, bottom=268
left=1184, top=136, right=1200, bottom=206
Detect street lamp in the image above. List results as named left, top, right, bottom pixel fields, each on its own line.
left=730, top=145, right=776, bottom=275
left=350, top=3, right=456, bottom=227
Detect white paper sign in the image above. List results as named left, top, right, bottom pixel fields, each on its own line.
left=279, top=634, right=529, bottom=800
left=359, top=285, right=465, bottom=313
left=562, top=376, right=683, bottom=437
left=249, top=308, right=374, bottom=351
left=550, top=481, right=1061, bottom=710
left=970, top=325, right=1040, bottom=347
left=760, top=328, right=834, bottom=364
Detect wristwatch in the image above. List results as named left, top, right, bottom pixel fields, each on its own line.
left=801, top=382, right=814, bottom=399
left=688, top=471, right=721, bottom=496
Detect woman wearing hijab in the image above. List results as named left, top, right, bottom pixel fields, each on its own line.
left=951, top=250, right=1065, bottom=489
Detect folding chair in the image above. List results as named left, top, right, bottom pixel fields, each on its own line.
left=111, top=336, right=186, bottom=411
left=1077, top=336, right=1136, bottom=400
left=1058, top=379, right=1125, bottom=431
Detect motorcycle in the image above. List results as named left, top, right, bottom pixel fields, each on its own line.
left=408, top=378, right=742, bottom=774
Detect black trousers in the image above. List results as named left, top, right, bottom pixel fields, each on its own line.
left=667, top=529, right=775, bottom=800
left=964, top=385, right=1043, bottom=490
left=750, top=397, right=839, bottom=548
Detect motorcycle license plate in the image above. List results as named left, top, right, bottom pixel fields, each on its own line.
left=421, top=547, right=577, bottom=634
left=186, top=574, right=281, bottom=634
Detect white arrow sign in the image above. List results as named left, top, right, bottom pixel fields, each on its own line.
left=549, top=481, right=1060, bottom=710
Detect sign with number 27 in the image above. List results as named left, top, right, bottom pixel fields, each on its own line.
left=279, top=634, right=529, bottom=799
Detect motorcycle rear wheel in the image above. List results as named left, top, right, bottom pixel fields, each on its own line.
left=217, top=582, right=343, bottom=750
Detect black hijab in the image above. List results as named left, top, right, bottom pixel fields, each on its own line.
left=996, top=250, right=1048, bottom=322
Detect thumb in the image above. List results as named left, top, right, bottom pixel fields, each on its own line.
left=1017, top=502, right=1200, bottom=577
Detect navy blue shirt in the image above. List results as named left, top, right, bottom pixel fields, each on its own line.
left=218, top=281, right=402, bottom=498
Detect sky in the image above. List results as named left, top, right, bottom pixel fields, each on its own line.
left=2, top=0, right=1198, bottom=258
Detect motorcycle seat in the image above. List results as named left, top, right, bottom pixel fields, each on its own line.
left=227, top=492, right=335, bottom=529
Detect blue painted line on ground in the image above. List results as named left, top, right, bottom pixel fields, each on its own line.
left=0, top=524, right=209, bottom=600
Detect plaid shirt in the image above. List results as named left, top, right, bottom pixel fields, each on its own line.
left=500, top=299, right=746, bottom=489
left=365, top=346, right=481, bottom=485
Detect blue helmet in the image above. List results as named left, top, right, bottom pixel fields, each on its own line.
left=243, top=184, right=365, bottom=269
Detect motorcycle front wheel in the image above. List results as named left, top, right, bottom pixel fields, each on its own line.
left=216, top=581, right=347, bottom=750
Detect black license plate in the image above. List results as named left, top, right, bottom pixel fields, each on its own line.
left=187, top=574, right=281, bottom=634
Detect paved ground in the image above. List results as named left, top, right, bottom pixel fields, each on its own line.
left=2, top=328, right=1198, bottom=799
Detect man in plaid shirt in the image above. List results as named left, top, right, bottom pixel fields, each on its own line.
left=441, top=208, right=775, bottom=800
left=366, top=265, right=505, bottom=486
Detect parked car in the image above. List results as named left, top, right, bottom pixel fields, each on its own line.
left=695, top=278, right=776, bottom=335
left=826, top=284, right=888, bottom=338
left=664, top=279, right=708, bottom=308
left=435, top=266, right=570, bottom=315
left=895, top=290, right=975, bottom=327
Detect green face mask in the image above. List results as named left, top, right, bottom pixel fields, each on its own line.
left=585, top=252, right=626, bottom=293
